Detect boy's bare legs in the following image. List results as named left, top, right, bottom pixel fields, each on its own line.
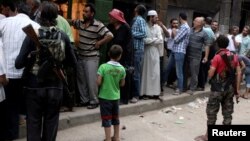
left=104, top=127, right=112, bottom=141
left=113, top=125, right=120, bottom=141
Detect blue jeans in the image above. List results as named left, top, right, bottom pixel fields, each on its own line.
left=133, top=49, right=144, bottom=98
left=164, top=52, right=185, bottom=91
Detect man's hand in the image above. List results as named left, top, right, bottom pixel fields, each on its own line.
left=172, top=28, right=177, bottom=38
left=0, top=75, right=8, bottom=86
left=202, top=57, right=208, bottom=63
left=95, top=41, right=101, bottom=49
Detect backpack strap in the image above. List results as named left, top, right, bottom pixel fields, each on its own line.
left=219, top=52, right=234, bottom=72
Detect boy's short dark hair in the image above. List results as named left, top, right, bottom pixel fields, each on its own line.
left=216, top=35, right=229, bottom=49
left=109, top=45, right=123, bottom=59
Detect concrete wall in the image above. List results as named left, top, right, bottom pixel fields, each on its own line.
left=166, top=6, right=194, bottom=27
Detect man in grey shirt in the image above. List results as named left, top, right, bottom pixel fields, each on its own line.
left=186, top=17, right=211, bottom=95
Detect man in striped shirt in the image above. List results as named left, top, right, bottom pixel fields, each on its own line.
left=70, top=3, right=113, bottom=109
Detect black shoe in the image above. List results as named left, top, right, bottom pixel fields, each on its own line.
left=76, top=102, right=89, bottom=107
left=196, top=87, right=205, bottom=91
left=87, top=104, right=98, bottom=109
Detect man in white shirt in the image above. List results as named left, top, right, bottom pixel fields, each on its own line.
left=235, top=26, right=250, bottom=56
left=227, top=26, right=239, bottom=52
left=0, top=1, right=40, bottom=140
left=0, top=37, right=8, bottom=102
left=0, top=42, right=8, bottom=141
left=0, top=14, right=6, bottom=103
left=0, top=13, right=8, bottom=141
left=163, top=18, right=179, bottom=88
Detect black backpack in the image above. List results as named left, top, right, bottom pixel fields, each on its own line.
left=209, top=51, right=237, bottom=92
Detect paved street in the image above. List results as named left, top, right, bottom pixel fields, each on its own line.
left=17, top=96, right=250, bottom=141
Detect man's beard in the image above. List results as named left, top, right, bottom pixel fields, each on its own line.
left=84, top=15, right=92, bottom=21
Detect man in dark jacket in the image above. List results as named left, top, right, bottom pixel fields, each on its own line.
left=107, top=8, right=133, bottom=104
left=15, top=2, right=77, bottom=141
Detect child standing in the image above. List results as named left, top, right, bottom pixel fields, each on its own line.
left=97, top=45, right=126, bottom=141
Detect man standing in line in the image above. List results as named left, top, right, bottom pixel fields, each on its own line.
left=197, top=17, right=215, bottom=91
left=186, top=17, right=211, bottom=95
left=26, top=0, right=41, bottom=22
left=130, top=4, right=147, bottom=103
left=156, top=17, right=169, bottom=93
left=211, top=20, right=221, bottom=38
left=164, top=12, right=190, bottom=95
left=107, top=8, right=133, bottom=104
left=0, top=1, right=40, bottom=140
left=236, top=26, right=250, bottom=56
left=227, top=26, right=239, bottom=52
left=70, top=3, right=113, bottom=109
left=162, top=18, right=178, bottom=89
left=140, top=10, right=163, bottom=98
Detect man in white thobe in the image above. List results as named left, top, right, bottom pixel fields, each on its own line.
left=140, top=10, right=163, bottom=98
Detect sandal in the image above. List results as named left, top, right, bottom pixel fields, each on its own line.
left=104, top=137, right=120, bottom=141
left=240, top=94, right=249, bottom=99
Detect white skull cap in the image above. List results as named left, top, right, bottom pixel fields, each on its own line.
left=147, top=10, right=158, bottom=16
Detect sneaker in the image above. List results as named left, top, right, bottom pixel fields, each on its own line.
left=187, top=90, right=194, bottom=95
left=130, top=97, right=138, bottom=103
left=173, top=89, right=181, bottom=95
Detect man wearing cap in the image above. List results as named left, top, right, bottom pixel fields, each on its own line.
left=107, top=9, right=133, bottom=104
left=140, top=10, right=163, bottom=98
left=130, top=4, right=147, bottom=103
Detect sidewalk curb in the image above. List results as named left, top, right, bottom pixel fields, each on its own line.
left=18, top=90, right=211, bottom=139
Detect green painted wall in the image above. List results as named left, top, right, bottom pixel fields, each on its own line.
left=94, top=0, right=113, bottom=64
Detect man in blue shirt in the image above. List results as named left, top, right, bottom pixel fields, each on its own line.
left=164, top=12, right=190, bottom=95
left=130, top=4, right=147, bottom=103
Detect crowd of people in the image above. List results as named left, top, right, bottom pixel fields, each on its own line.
left=0, top=0, right=249, bottom=141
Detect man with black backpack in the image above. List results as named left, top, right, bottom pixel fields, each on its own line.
left=195, top=35, right=241, bottom=141
left=15, top=2, right=77, bottom=141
